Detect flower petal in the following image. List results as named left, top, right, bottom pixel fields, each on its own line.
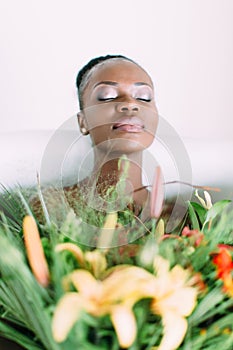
left=204, top=191, right=212, bottom=209
left=71, top=270, right=100, bottom=297
left=52, top=292, right=82, bottom=342
left=157, top=311, right=188, bottom=350
left=195, top=189, right=212, bottom=210
left=153, top=255, right=170, bottom=277
left=85, top=250, right=107, bottom=278
left=103, top=266, right=155, bottom=303
left=157, top=287, right=197, bottom=317
left=110, top=305, right=137, bottom=348
left=55, top=243, right=85, bottom=266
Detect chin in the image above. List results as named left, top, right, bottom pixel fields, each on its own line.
left=112, top=133, right=155, bottom=151
left=95, top=137, right=151, bottom=156
left=91, top=128, right=155, bottom=154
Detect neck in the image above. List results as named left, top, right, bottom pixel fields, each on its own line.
left=93, top=152, right=143, bottom=189
left=90, top=149, right=149, bottom=208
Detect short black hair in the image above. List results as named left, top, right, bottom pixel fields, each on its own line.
left=76, top=54, right=135, bottom=109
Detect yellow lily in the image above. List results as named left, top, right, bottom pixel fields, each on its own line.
left=53, top=242, right=197, bottom=350
left=149, top=256, right=198, bottom=350
left=55, top=243, right=107, bottom=279
left=52, top=265, right=155, bottom=348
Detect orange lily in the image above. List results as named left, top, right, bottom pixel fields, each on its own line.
left=23, top=215, right=50, bottom=287
left=213, top=247, right=233, bottom=297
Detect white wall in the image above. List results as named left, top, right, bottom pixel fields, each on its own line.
left=1, top=0, right=232, bottom=138
left=0, top=0, right=233, bottom=193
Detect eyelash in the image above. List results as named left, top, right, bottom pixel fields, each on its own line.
left=98, top=97, right=151, bottom=102
left=98, top=97, right=115, bottom=101
left=136, top=98, right=151, bottom=102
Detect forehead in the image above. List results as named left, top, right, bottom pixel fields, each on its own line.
left=87, top=59, right=153, bottom=88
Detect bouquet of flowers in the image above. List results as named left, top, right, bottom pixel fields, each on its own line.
left=0, top=182, right=232, bottom=350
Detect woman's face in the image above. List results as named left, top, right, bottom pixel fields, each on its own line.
left=79, top=59, right=159, bottom=154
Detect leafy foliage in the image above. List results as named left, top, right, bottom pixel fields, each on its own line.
left=0, top=186, right=232, bottom=349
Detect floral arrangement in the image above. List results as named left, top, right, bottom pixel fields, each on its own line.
left=0, top=180, right=232, bottom=350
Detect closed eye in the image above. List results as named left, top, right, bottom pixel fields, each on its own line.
left=136, top=97, right=152, bottom=102
left=97, top=97, right=116, bottom=101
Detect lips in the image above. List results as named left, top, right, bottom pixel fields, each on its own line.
left=112, top=117, right=144, bottom=133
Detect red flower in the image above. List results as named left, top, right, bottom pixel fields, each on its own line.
left=181, top=226, right=204, bottom=247
left=212, top=247, right=233, bottom=297
left=218, top=244, right=233, bottom=251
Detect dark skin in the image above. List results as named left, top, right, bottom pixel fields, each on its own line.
left=31, top=59, right=160, bottom=223
left=77, top=59, right=159, bottom=215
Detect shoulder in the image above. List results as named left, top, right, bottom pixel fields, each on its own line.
left=30, top=186, right=72, bottom=224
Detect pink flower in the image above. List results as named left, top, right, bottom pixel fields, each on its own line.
left=182, top=226, right=204, bottom=247
left=150, top=166, right=164, bottom=219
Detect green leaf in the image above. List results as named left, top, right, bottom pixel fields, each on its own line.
left=187, top=202, right=200, bottom=230
left=0, top=231, right=60, bottom=350
left=205, top=200, right=231, bottom=223
left=189, top=202, right=207, bottom=225
left=189, top=288, right=225, bottom=326
left=0, top=321, right=44, bottom=350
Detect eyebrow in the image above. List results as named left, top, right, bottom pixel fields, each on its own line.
left=93, top=81, right=152, bottom=89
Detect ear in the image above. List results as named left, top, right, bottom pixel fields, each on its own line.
left=77, top=112, right=89, bottom=135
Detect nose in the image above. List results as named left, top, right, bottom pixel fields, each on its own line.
left=116, top=101, right=140, bottom=113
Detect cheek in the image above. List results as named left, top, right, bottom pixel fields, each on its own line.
left=152, top=117, right=159, bottom=135
left=84, top=105, right=115, bottom=146
left=84, top=104, right=114, bottom=130
left=89, top=125, right=110, bottom=146
left=142, top=132, right=155, bottom=148
left=145, top=109, right=159, bottom=136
